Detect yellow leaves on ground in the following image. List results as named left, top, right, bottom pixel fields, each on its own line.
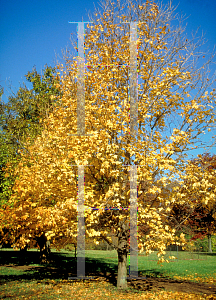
left=1, top=280, right=215, bottom=300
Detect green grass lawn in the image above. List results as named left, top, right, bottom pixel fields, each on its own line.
left=0, top=249, right=215, bottom=280
left=81, top=249, right=215, bottom=281
left=0, top=249, right=215, bottom=299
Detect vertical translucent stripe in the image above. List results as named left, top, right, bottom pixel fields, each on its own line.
left=130, top=165, right=138, bottom=278
left=77, top=165, right=85, bottom=278
left=77, top=22, right=85, bottom=136
left=129, top=22, right=138, bottom=136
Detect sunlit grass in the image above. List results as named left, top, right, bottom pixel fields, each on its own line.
left=82, top=250, right=216, bottom=284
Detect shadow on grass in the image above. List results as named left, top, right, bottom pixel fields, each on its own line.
left=0, top=250, right=119, bottom=286
left=0, top=250, right=169, bottom=288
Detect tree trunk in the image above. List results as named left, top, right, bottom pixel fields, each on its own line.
left=20, top=245, right=28, bottom=252
left=115, top=143, right=130, bottom=290
left=208, top=234, right=212, bottom=253
left=117, top=248, right=128, bottom=289
left=116, top=228, right=129, bottom=289
left=37, top=233, right=51, bottom=262
left=74, top=243, right=77, bottom=258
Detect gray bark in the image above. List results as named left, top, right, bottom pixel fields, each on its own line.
left=117, top=248, right=128, bottom=289
left=117, top=226, right=129, bottom=289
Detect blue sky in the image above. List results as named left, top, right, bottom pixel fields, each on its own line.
left=1, top=0, right=216, bottom=157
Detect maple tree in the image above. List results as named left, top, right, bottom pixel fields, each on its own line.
left=1, top=0, right=216, bottom=289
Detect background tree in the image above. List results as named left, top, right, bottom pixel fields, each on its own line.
left=169, top=153, right=216, bottom=253
left=0, top=66, right=62, bottom=253
left=188, top=203, right=216, bottom=253
left=1, top=0, right=216, bottom=289
left=0, top=65, right=61, bottom=205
